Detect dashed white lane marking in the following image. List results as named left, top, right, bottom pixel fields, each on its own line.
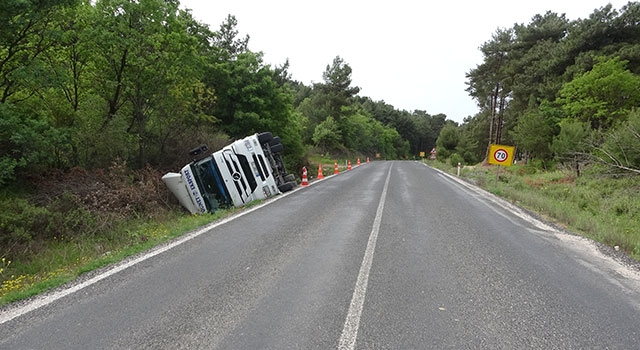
left=338, top=164, right=393, bottom=350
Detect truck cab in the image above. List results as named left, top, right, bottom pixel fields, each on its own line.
left=162, top=132, right=296, bottom=214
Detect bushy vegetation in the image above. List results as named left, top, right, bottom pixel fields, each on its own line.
left=0, top=160, right=224, bottom=304
left=453, top=3, right=640, bottom=175
left=0, top=206, right=227, bottom=305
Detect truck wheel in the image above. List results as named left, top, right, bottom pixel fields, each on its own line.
left=284, top=174, right=295, bottom=183
left=258, top=132, right=273, bottom=144
left=270, top=143, right=284, bottom=153
left=269, top=137, right=281, bottom=146
left=278, top=181, right=296, bottom=192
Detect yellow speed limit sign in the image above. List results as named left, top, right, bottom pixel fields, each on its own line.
left=488, top=144, right=515, bottom=166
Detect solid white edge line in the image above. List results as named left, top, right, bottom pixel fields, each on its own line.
left=338, top=163, right=393, bottom=350
left=0, top=189, right=296, bottom=325
left=420, top=161, right=557, bottom=232
left=0, top=164, right=366, bottom=324
left=420, top=161, right=640, bottom=300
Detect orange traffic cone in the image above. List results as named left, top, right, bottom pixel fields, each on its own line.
left=317, top=163, right=324, bottom=179
left=301, top=166, right=309, bottom=186
left=334, top=160, right=339, bottom=175
left=348, top=160, right=352, bottom=171
left=357, top=158, right=361, bottom=166
left=366, top=157, right=370, bottom=164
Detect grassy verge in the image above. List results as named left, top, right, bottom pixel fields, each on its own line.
left=307, top=154, right=368, bottom=178
left=426, top=159, right=640, bottom=260
left=0, top=209, right=231, bottom=306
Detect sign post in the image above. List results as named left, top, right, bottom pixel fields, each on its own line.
left=488, top=144, right=515, bottom=185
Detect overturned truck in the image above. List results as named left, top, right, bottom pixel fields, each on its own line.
left=162, top=132, right=297, bottom=214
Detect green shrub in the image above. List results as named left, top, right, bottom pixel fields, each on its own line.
left=0, top=198, right=50, bottom=245
left=46, top=193, right=97, bottom=239
left=0, top=191, right=98, bottom=254
left=450, top=153, right=464, bottom=167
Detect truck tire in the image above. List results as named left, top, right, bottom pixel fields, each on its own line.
left=270, top=143, right=284, bottom=154
left=278, top=181, right=296, bottom=193
left=258, top=132, right=273, bottom=144
left=269, top=137, right=281, bottom=146
left=284, top=174, right=295, bottom=183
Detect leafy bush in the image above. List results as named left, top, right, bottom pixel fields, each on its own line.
left=450, top=153, right=464, bottom=167
left=596, top=109, right=640, bottom=174
left=436, top=146, right=451, bottom=160
left=0, top=104, right=71, bottom=186
left=0, top=198, right=50, bottom=245
left=0, top=160, right=171, bottom=259
left=524, top=159, right=547, bottom=173
left=0, top=192, right=97, bottom=249
left=46, top=193, right=96, bottom=238
left=551, top=119, right=591, bottom=161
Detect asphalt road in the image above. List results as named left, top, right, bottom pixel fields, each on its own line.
left=2, top=161, right=640, bottom=349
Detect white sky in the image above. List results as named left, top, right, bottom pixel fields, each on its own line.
left=179, top=0, right=632, bottom=123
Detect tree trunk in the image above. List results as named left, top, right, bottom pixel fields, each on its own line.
left=495, top=93, right=506, bottom=144
left=485, top=82, right=500, bottom=160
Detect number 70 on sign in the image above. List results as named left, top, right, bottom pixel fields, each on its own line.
left=488, top=144, right=515, bottom=166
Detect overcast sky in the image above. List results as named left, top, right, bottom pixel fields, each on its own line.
left=179, top=0, right=632, bottom=123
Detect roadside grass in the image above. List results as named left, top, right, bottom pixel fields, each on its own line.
left=426, top=159, right=640, bottom=260
left=307, top=154, right=337, bottom=166
left=0, top=209, right=230, bottom=306
left=307, top=154, right=358, bottom=177
left=0, top=156, right=273, bottom=307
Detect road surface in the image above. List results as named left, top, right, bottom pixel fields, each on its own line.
left=1, top=161, right=640, bottom=349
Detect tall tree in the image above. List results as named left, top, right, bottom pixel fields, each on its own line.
left=211, top=14, right=249, bottom=61
left=0, top=0, right=78, bottom=103
left=508, top=11, right=570, bottom=113
left=0, top=0, right=79, bottom=183
left=316, top=56, right=360, bottom=120
left=312, top=116, right=341, bottom=153
left=557, top=56, right=640, bottom=130
left=466, top=28, right=514, bottom=157
left=511, top=101, right=559, bottom=165
left=435, top=122, right=460, bottom=159
left=202, top=16, right=303, bottom=164
left=463, top=2, right=640, bottom=167
left=86, top=0, right=205, bottom=167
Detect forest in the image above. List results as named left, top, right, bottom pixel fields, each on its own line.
left=0, top=0, right=430, bottom=189
left=1, top=1, right=640, bottom=266
left=459, top=1, right=640, bottom=173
